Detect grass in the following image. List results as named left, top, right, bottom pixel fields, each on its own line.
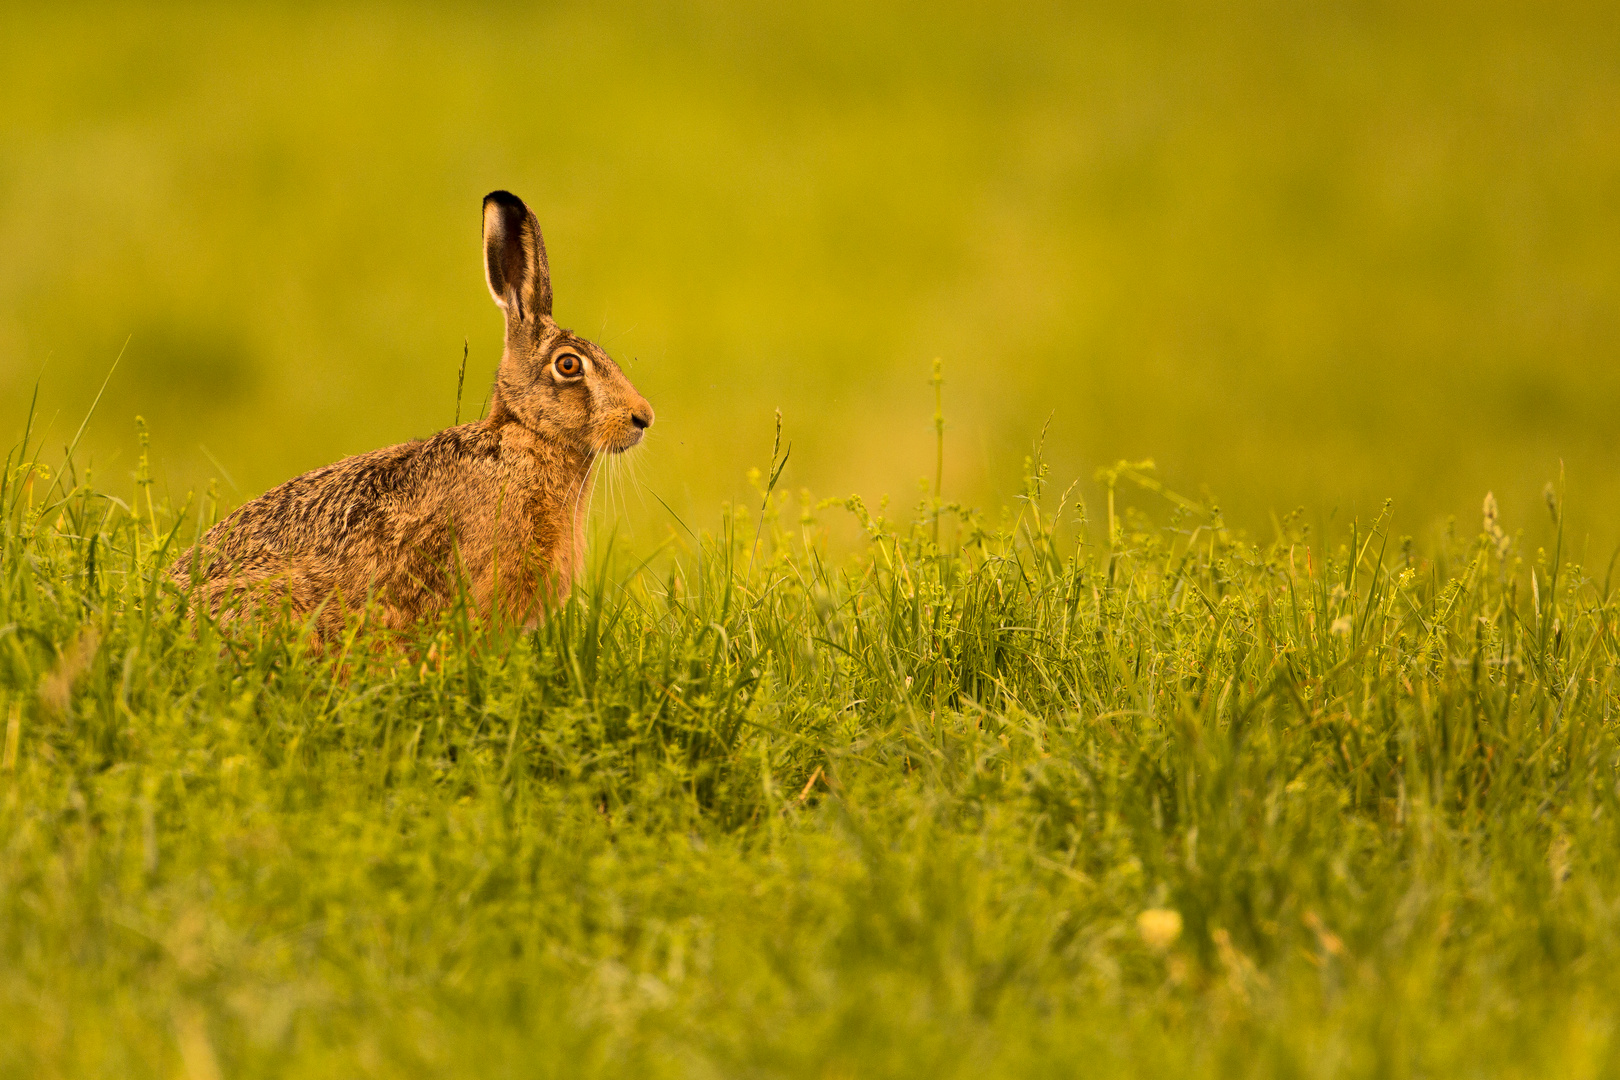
left=3, top=400, right=1619, bottom=1079
left=7, top=8, right=1615, bottom=1070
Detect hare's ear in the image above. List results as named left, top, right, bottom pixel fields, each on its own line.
left=482, top=190, right=552, bottom=321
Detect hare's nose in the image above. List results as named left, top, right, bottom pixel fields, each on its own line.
left=631, top=403, right=654, bottom=429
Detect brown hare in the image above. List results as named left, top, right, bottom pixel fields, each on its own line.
left=172, top=190, right=653, bottom=637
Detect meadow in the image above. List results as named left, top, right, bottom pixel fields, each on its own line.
left=5, top=2, right=1620, bottom=1076
left=3, top=405, right=1618, bottom=1077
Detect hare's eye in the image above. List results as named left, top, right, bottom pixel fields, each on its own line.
left=555, top=353, right=582, bottom=377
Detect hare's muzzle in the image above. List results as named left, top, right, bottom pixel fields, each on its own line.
left=607, top=397, right=653, bottom=452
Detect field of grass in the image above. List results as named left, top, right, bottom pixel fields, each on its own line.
left=4, top=403, right=1618, bottom=1077
left=5, top=4, right=1619, bottom=1075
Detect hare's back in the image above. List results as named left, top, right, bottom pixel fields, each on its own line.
left=202, top=424, right=504, bottom=563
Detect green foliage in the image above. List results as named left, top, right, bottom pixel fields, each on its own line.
left=4, top=427, right=1618, bottom=1077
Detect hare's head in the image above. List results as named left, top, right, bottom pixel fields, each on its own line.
left=481, top=190, right=653, bottom=455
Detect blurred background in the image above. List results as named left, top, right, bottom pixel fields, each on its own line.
left=3, top=1, right=1617, bottom=548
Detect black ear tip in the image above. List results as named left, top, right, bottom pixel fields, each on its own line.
left=484, top=190, right=526, bottom=213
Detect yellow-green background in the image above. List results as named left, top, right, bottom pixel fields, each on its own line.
left=3, top=2, right=1617, bottom=544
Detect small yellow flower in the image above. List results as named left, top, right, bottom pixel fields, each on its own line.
left=1137, top=908, right=1183, bottom=951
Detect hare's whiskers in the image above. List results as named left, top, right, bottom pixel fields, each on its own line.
left=573, top=454, right=603, bottom=570
left=616, top=455, right=634, bottom=528
left=613, top=456, right=634, bottom=540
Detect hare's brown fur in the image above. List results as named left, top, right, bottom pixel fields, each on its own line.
left=172, top=191, right=653, bottom=637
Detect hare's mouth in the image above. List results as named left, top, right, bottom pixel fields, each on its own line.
left=593, top=409, right=651, bottom=455
left=601, top=428, right=644, bottom=454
